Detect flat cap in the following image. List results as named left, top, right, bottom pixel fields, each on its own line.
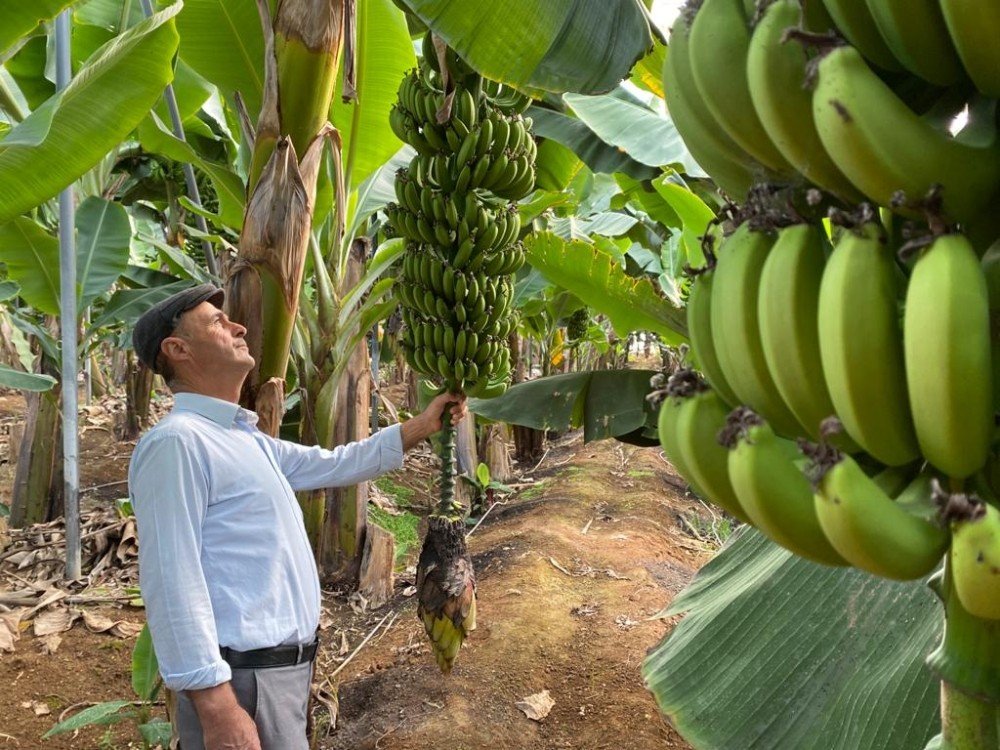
left=132, top=283, right=225, bottom=373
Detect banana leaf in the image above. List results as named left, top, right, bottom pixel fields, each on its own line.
left=643, top=528, right=941, bottom=750
left=400, top=0, right=654, bottom=95
left=524, top=230, right=686, bottom=343
left=0, top=5, right=180, bottom=224
left=175, top=0, right=265, bottom=117
left=333, top=0, right=415, bottom=194
left=528, top=105, right=657, bottom=181
left=76, top=197, right=131, bottom=312
left=469, top=368, right=658, bottom=444
left=0, top=0, right=77, bottom=59
left=563, top=91, right=700, bottom=173
left=0, top=365, right=57, bottom=392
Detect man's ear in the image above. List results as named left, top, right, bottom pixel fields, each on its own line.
left=160, top=336, right=189, bottom=363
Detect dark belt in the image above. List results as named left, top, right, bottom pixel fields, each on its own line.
left=220, top=639, right=318, bottom=669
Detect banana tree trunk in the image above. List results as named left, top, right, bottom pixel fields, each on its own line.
left=319, top=243, right=371, bottom=582
left=121, top=351, right=154, bottom=441
left=10, top=385, right=62, bottom=527
left=226, top=0, right=345, bottom=437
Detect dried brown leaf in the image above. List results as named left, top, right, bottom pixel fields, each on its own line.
left=38, top=633, right=62, bottom=654
left=33, top=606, right=77, bottom=636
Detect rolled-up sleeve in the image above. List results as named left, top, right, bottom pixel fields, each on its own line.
left=266, top=423, right=405, bottom=492
left=129, top=433, right=232, bottom=691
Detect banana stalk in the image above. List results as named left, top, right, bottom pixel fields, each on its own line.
left=926, top=564, right=1000, bottom=750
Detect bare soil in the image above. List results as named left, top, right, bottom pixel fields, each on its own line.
left=0, top=387, right=716, bottom=750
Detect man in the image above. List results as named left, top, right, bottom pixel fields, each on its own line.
left=128, top=284, right=465, bottom=750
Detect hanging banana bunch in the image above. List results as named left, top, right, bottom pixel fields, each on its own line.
left=386, top=32, right=535, bottom=673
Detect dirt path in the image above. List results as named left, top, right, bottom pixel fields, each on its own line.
left=0, top=394, right=715, bottom=749
left=320, top=435, right=709, bottom=750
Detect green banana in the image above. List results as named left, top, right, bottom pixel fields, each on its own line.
left=656, top=375, right=708, bottom=497
left=811, top=452, right=948, bottom=580
left=981, top=241, right=1000, bottom=416
left=686, top=268, right=741, bottom=408
left=951, top=502, right=1000, bottom=619
left=863, top=0, right=964, bottom=85
left=940, top=0, right=1000, bottom=96
left=746, top=0, right=864, bottom=201
left=687, top=0, right=793, bottom=173
left=817, top=216, right=918, bottom=466
left=904, top=232, right=992, bottom=479
left=723, top=409, right=848, bottom=566
left=673, top=379, right=752, bottom=523
left=812, top=46, right=1000, bottom=223
left=710, top=222, right=807, bottom=438
left=819, top=0, right=902, bottom=70
left=665, top=11, right=759, bottom=194
left=758, top=222, right=855, bottom=446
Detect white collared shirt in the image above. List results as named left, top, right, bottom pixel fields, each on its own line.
left=128, top=393, right=404, bottom=691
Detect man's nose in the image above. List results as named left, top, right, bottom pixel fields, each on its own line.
left=231, top=321, right=247, bottom=337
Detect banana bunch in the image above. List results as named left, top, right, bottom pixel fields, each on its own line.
left=388, top=42, right=535, bottom=399
left=670, top=0, right=1000, bottom=225
left=390, top=35, right=536, bottom=673
left=566, top=307, right=590, bottom=343
left=657, top=193, right=1000, bottom=596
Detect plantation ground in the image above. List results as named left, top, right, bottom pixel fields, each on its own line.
left=0, top=389, right=716, bottom=749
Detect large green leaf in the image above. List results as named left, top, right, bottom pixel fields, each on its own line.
left=75, top=196, right=131, bottom=312
left=563, top=91, right=700, bottom=173
left=0, top=218, right=59, bottom=314
left=0, top=5, right=180, bottom=224
left=524, top=230, right=686, bottom=343
left=138, top=112, right=247, bottom=229
left=42, top=701, right=131, bottom=738
left=644, top=529, right=941, bottom=750
left=528, top=105, right=657, bottom=181
left=175, top=0, right=264, bottom=118
left=401, top=0, right=654, bottom=95
left=0, top=365, right=56, bottom=392
left=90, top=279, right=195, bottom=332
left=652, top=174, right=715, bottom=268
left=0, top=0, right=77, bottom=60
left=469, top=369, right=657, bottom=443
left=333, top=0, right=415, bottom=193
left=131, top=624, right=159, bottom=701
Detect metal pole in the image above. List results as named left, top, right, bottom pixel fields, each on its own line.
left=138, top=0, right=220, bottom=279
left=83, top=308, right=92, bottom=405
left=56, top=10, right=81, bottom=581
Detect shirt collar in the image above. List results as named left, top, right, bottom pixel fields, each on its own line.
left=172, top=392, right=259, bottom=428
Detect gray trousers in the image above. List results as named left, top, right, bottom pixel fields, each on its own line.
left=175, top=661, right=312, bottom=750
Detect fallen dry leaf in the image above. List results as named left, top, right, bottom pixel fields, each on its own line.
left=516, top=690, right=555, bottom=722
left=0, top=607, right=26, bottom=653
left=38, top=633, right=62, bottom=654
left=33, top=606, right=78, bottom=637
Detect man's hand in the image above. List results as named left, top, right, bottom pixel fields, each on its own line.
left=188, top=682, right=261, bottom=750
left=401, top=393, right=468, bottom=451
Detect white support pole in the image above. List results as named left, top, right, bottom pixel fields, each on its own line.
left=56, top=9, right=81, bottom=581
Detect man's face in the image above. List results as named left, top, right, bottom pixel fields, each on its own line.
left=164, top=302, right=255, bottom=376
